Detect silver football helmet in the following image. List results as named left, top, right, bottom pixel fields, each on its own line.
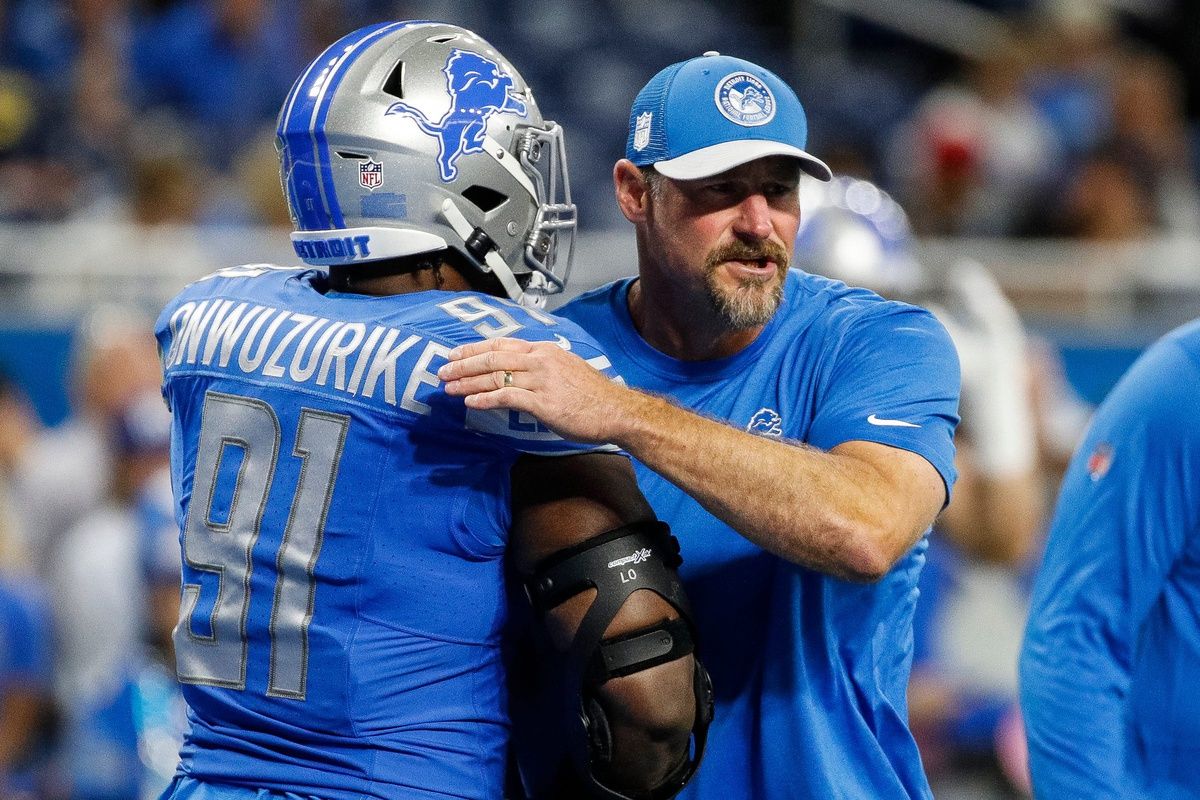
left=794, top=176, right=926, bottom=300
left=276, top=21, right=576, bottom=306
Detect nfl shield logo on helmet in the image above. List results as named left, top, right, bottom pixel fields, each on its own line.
left=633, top=112, right=653, bottom=152
left=359, top=159, right=383, bottom=190
left=715, top=72, right=776, bottom=127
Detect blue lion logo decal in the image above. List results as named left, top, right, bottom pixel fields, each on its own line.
left=746, top=408, right=783, bottom=437
left=386, top=49, right=528, bottom=182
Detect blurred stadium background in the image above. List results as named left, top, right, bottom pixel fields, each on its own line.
left=0, top=0, right=1197, bottom=798
left=3, top=0, right=1199, bottom=420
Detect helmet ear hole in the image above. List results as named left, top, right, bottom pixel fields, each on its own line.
left=382, top=61, right=405, bottom=99
left=462, top=185, right=508, bottom=213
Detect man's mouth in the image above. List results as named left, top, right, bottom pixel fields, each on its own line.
left=726, top=258, right=777, bottom=278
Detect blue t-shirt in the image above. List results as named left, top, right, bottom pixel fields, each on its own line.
left=1020, top=319, right=1200, bottom=800
left=155, top=266, right=617, bottom=800
left=558, top=270, right=959, bottom=800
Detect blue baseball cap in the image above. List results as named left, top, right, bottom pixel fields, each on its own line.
left=626, top=52, right=832, bottom=182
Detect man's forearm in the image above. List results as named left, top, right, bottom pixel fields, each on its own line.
left=607, top=389, right=931, bottom=581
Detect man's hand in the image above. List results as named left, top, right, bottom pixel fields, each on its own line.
left=438, top=338, right=640, bottom=445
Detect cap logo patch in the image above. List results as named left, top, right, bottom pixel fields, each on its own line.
left=633, top=112, right=653, bottom=151
left=714, top=72, right=775, bottom=127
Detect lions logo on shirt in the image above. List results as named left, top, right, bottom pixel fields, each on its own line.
left=747, top=407, right=783, bottom=437
left=386, top=49, right=528, bottom=182
left=715, top=72, right=775, bottom=126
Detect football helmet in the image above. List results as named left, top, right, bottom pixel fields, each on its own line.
left=795, top=176, right=925, bottom=299
left=276, top=21, right=576, bottom=306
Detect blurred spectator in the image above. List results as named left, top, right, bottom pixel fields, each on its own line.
left=128, top=0, right=310, bottom=171
left=886, top=31, right=1061, bottom=237
left=1107, top=49, right=1200, bottom=234
left=1039, top=140, right=1160, bottom=240
left=6, top=306, right=162, bottom=576
left=0, top=565, right=55, bottom=799
left=50, top=389, right=183, bottom=800
left=1023, top=0, right=1121, bottom=161
left=0, top=374, right=56, bottom=800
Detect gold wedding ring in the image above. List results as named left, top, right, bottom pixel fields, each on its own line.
left=503, top=370, right=514, bottom=388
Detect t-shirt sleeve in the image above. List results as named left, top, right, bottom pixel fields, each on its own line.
left=1019, top=333, right=1200, bottom=800
left=807, top=303, right=960, bottom=498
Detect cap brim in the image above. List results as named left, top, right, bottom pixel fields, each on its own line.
left=653, top=140, right=833, bottom=182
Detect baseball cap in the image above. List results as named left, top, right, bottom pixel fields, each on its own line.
left=626, top=52, right=832, bottom=182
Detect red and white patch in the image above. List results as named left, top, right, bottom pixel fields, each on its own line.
left=1086, top=443, right=1113, bottom=482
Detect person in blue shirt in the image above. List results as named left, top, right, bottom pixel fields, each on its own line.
left=1020, top=319, right=1200, bottom=799
left=0, top=571, right=55, bottom=798
left=441, top=53, right=960, bottom=798
left=155, top=21, right=708, bottom=800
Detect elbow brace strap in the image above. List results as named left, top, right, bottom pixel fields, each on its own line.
left=526, top=519, right=713, bottom=800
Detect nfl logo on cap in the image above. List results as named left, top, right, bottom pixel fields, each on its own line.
left=359, top=159, right=383, bottom=190
left=633, top=112, right=653, bottom=152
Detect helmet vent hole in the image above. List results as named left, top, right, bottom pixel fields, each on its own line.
left=337, top=151, right=368, bottom=160
left=462, top=185, right=508, bottom=213
left=426, top=35, right=459, bottom=43
left=382, top=60, right=405, bottom=99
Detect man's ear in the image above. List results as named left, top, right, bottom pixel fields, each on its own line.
left=614, top=159, right=652, bottom=224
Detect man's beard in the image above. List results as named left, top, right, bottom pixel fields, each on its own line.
left=703, top=240, right=789, bottom=328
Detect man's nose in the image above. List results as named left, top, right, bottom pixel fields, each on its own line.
left=732, top=193, right=772, bottom=240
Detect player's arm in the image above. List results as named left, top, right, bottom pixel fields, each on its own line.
left=509, top=451, right=710, bottom=799
left=933, top=262, right=1045, bottom=565
left=443, top=341, right=949, bottom=583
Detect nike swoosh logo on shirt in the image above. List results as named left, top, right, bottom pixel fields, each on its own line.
left=867, top=414, right=920, bottom=428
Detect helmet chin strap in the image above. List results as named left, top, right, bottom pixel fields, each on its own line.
left=439, top=198, right=525, bottom=301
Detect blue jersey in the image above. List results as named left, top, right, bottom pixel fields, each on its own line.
left=0, top=573, right=54, bottom=795
left=1020, top=319, right=1200, bottom=800
left=155, top=266, right=617, bottom=800
left=558, top=270, right=959, bottom=800
left=0, top=575, right=52, bottom=689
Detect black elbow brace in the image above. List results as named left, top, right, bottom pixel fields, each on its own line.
left=525, top=520, right=714, bottom=800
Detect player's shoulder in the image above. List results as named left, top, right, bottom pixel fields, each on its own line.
left=416, top=291, right=609, bottom=357
left=156, top=264, right=308, bottom=332
left=1101, top=318, right=1200, bottom=433
left=1160, top=317, right=1200, bottom=369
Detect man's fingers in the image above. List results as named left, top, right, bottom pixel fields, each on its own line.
left=438, top=351, right=528, bottom=381
left=462, top=387, right=537, bottom=414
left=443, top=372, right=516, bottom=396
left=447, top=337, right=531, bottom=360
